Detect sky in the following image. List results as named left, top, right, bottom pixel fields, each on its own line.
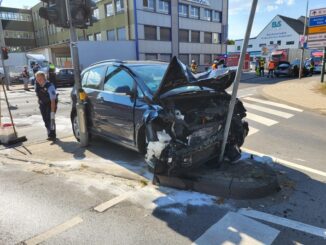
left=2, top=0, right=326, bottom=40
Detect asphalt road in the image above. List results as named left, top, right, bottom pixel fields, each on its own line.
left=0, top=77, right=325, bottom=244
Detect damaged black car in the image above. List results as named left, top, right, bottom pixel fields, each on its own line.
left=71, top=57, right=249, bottom=175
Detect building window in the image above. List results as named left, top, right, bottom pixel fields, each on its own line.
left=107, top=30, right=115, bottom=41
left=204, top=32, right=212, bottom=43
left=277, top=40, right=281, bottom=45
left=93, top=8, right=99, bottom=19
left=286, top=41, right=294, bottom=45
left=143, top=0, right=155, bottom=10
left=160, top=27, right=171, bottom=41
left=191, top=31, right=200, bottom=43
left=145, top=54, right=158, bottom=60
left=248, top=44, right=253, bottom=48
left=212, top=33, right=219, bottom=43
left=117, top=27, right=126, bottom=40
left=106, top=3, right=114, bottom=16
left=95, top=33, right=102, bottom=41
left=178, top=4, right=188, bottom=17
left=160, top=54, right=171, bottom=62
left=213, top=11, right=221, bottom=22
left=190, top=6, right=199, bottom=19
left=259, top=43, right=266, bottom=47
left=115, top=0, right=124, bottom=12
left=203, top=9, right=211, bottom=21
left=179, top=54, right=189, bottom=65
left=270, top=41, right=274, bottom=44
left=158, top=0, right=169, bottom=14
left=179, top=29, right=189, bottom=42
left=204, top=54, right=212, bottom=65
left=144, top=25, right=157, bottom=40
left=191, top=54, right=200, bottom=65
left=237, top=46, right=241, bottom=51
left=88, top=34, right=94, bottom=41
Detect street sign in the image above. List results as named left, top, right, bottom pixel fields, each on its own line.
left=307, top=40, right=326, bottom=48
left=308, top=33, right=326, bottom=41
left=310, top=8, right=326, bottom=17
left=308, top=26, right=326, bottom=34
left=309, top=16, right=326, bottom=27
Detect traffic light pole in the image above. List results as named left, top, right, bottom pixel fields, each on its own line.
left=218, top=0, right=258, bottom=163
left=0, top=19, right=10, bottom=90
left=65, top=0, right=89, bottom=147
left=321, top=47, right=326, bottom=83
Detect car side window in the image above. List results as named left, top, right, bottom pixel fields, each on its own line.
left=84, top=66, right=106, bottom=89
left=137, top=86, right=144, bottom=99
left=81, top=71, right=89, bottom=87
left=104, top=69, right=134, bottom=94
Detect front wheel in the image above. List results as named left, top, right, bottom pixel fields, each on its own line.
left=72, top=113, right=81, bottom=142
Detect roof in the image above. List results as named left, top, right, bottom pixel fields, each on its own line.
left=278, top=15, right=305, bottom=35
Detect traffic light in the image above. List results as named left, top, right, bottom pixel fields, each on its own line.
left=39, top=0, right=68, bottom=28
left=70, top=0, right=97, bottom=29
left=1, top=47, right=8, bottom=60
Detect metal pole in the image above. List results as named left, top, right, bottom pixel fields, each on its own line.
left=299, top=0, right=309, bottom=79
left=65, top=0, right=89, bottom=146
left=0, top=19, right=10, bottom=90
left=321, top=47, right=326, bottom=83
left=219, top=0, right=258, bottom=163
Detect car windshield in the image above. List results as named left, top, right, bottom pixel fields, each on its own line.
left=130, top=64, right=168, bottom=93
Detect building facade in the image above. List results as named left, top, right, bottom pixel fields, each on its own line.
left=29, top=0, right=228, bottom=67
left=235, top=15, right=305, bottom=59
left=0, top=6, right=36, bottom=52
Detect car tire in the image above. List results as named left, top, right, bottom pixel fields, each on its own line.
left=72, top=112, right=92, bottom=142
left=147, top=158, right=166, bottom=174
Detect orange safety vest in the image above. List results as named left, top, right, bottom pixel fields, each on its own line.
left=268, top=61, right=275, bottom=70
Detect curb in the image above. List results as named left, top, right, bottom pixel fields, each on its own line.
left=258, top=86, right=326, bottom=116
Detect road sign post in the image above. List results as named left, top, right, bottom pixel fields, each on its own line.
left=219, top=0, right=258, bottom=163
left=321, top=47, right=326, bottom=83
left=307, top=7, right=326, bottom=83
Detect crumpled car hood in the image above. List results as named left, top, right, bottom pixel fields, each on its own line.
left=153, top=56, right=236, bottom=99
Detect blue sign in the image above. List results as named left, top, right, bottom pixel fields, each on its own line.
left=309, top=16, right=326, bottom=27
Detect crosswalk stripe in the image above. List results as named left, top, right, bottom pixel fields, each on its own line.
left=248, top=126, right=259, bottom=136
left=192, top=212, right=279, bottom=245
left=246, top=112, right=278, bottom=126
left=244, top=102, right=294, bottom=118
left=244, top=97, right=303, bottom=112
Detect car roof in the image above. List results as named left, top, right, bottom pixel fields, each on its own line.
left=89, top=59, right=168, bottom=67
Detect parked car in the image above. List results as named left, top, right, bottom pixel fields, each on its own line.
left=70, top=57, right=249, bottom=175
left=55, top=68, right=74, bottom=87
left=274, top=60, right=309, bottom=78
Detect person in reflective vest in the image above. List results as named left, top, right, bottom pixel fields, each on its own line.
left=309, top=59, right=315, bottom=76
left=48, top=62, right=57, bottom=88
left=259, top=58, right=265, bottom=77
left=35, top=71, right=57, bottom=141
left=267, top=60, right=276, bottom=78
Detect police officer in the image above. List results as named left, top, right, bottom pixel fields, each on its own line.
left=35, top=71, right=57, bottom=141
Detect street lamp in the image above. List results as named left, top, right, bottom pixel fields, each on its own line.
left=299, top=0, right=309, bottom=79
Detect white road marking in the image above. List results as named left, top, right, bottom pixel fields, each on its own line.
left=242, top=147, right=326, bottom=178
left=192, top=212, right=279, bottom=245
left=246, top=112, right=278, bottom=126
left=94, top=190, right=136, bottom=213
left=24, top=216, right=83, bottom=245
left=248, top=126, right=259, bottom=136
left=244, top=97, right=303, bottom=112
left=238, top=209, right=326, bottom=239
left=244, top=102, right=294, bottom=118
left=239, top=93, right=253, bottom=98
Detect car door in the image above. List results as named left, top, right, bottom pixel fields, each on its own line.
left=82, top=65, right=107, bottom=130
left=97, top=67, right=135, bottom=145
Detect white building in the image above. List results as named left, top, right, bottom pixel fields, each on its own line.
left=235, top=15, right=305, bottom=59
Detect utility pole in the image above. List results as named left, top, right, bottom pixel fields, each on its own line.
left=299, top=0, right=309, bottom=79
left=65, top=0, right=89, bottom=146
left=321, top=47, right=326, bottom=83
left=219, top=0, right=258, bottom=163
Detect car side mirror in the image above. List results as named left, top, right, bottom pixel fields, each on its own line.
left=115, top=86, right=134, bottom=97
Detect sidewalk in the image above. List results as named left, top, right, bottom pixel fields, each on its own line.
left=260, top=76, right=326, bottom=115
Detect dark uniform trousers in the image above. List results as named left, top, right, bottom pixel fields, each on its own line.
left=36, top=83, right=56, bottom=138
